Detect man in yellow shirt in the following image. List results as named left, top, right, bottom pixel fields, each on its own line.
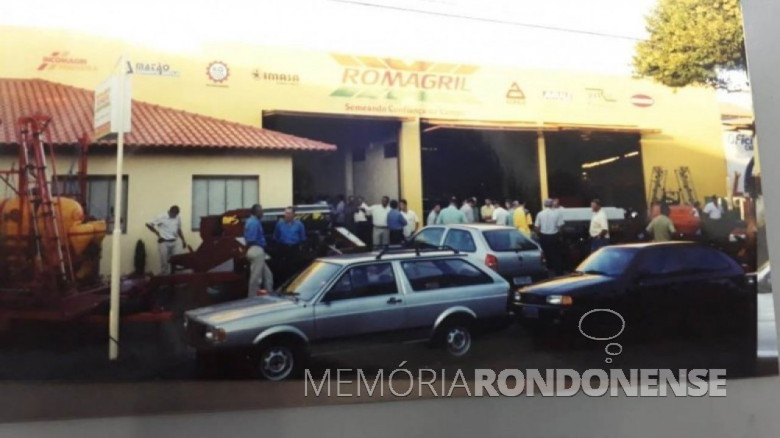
left=512, top=201, right=533, bottom=237
left=481, top=198, right=495, bottom=223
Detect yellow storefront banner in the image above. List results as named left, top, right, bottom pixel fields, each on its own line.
left=0, top=24, right=728, bottom=205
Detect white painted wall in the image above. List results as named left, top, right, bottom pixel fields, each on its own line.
left=0, top=149, right=293, bottom=276
left=352, top=141, right=399, bottom=204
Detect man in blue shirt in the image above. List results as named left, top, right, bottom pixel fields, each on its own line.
left=274, top=207, right=307, bottom=246
left=273, top=206, right=308, bottom=280
left=386, top=200, right=408, bottom=245
left=244, top=204, right=273, bottom=297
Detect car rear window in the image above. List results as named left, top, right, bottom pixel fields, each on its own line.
left=482, top=229, right=538, bottom=252
left=401, top=258, right=493, bottom=291
left=443, top=229, right=477, bottom=252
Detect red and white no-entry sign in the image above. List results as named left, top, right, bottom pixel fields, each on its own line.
left=631, top=94, right=655, bottom=107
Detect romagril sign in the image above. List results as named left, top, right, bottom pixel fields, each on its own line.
left=330, top=54, right=479, bottom=103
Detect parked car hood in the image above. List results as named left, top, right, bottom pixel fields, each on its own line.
left=522, top=273, right=618, bottom=295
left=186, top=295, right=301, bottom=325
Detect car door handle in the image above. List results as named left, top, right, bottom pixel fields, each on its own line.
left=387, top=297, right=403, bottom=304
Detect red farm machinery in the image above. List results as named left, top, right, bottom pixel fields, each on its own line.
left=0, top=115, right=364, bottom=334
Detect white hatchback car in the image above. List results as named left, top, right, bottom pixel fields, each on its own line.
left=408, top=224, right=549, bottom=287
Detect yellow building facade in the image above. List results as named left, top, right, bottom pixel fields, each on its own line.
left=0, top=26, right=729, bottom=274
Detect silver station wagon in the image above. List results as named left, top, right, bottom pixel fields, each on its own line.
left=409, top=224, right=549, bottom=287
left=183, top=248, right=511, bottom=380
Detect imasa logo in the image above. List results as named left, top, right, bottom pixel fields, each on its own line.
left=330, top=54, right=480, bottom=103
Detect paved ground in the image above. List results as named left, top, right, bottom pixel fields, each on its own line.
left=0, top=294, right=775, bottom=382
left=0, top=293, right=775, bottom=422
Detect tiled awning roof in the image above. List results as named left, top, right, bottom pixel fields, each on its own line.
left=0, top=78, right=336, bottom=152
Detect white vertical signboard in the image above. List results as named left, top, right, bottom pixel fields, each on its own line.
left=94, top=57, right=132, bottom=360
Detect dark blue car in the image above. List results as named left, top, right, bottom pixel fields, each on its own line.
left=510, top=242, right=756, bottom=342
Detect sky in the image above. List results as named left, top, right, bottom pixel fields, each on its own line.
left=1, top=0, right=659, bottom=74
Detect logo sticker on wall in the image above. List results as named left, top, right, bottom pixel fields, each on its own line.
left=37, top=51, right=97, bottom=72
left=631, top=94, right=655, bottom=107
left=129, top=61, right=180, bottom=77
left=206, top=61, right=230, bottom=86
left=586, top=88, right=617, bottom=104
left=252, top=69, right=300, bottom=85
left=506, top=82, right=526, bottom=104
left=542, top=90, right=573, bottom=101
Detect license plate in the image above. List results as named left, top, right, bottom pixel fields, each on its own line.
left=513, top=276, right=532, bottom=286
left=522, top=306, right=539, bottom=319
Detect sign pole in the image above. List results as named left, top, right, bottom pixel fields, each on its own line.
left=108, top=55, right=127, bottom=361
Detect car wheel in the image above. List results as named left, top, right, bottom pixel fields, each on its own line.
left=438, top=319, right=474, bottom=359
left=256, top=343, right=299, bottom=381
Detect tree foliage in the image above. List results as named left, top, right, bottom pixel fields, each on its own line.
left=633, top=0, right=746, bottom=87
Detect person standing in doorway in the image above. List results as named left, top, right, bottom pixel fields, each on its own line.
left=354, top=196, right=371, bottom=246
left=245, top=204, right=273, bottom=297
left=460, top=197, right=476, bottom=223
left=333, top=194, right=346, bottom=227
left=646, top=202, right=677, bottom=242
left=343, top=195, right=357, bottom=233
left=427, top=203, right=442, bottom=226
left=273, top=206, right=307, bottom=281
left=481, top=198, right=495, bottom=223
left=366, top=195, right=391, bottom=248
left=491, top=201, right=510, bottom=226
left=146, top=205, right=187, bottom=276
left=400, top=199, right=420, bottom=240
left=507, top=200, right=517, bottom=224
left=387, top=200, right=408, bottom=245
left=535, top=199, right=565, bottom=274
left=437, top=197, right=467, bottom=225
left=513, top=200, right=533, bottom=237
left=703, top=195, right=722, bottom=220
left=589, top=199, right=610, bottom=253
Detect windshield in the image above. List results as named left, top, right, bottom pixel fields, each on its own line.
left=280, top=261, right=341, bottom=301
left=483, top=229, right=538, bottom=252
left=576, top=247, right=640, bottom=277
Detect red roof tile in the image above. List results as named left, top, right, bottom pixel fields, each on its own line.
left=0, top=78, right=336, bottom=152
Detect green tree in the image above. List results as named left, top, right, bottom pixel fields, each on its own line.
left=633, top=0, right=746, bottom=87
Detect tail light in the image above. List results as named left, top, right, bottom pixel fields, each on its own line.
left=485, top=254, right=499, bottom=271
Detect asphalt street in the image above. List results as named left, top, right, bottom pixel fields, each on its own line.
left=0, top=293, right=776, bottom=382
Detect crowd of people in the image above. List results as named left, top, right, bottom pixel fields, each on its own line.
left=144, top=191, right=747, bottom=297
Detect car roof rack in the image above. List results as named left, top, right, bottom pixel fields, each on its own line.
left=375, top=245, right=460, bottom=260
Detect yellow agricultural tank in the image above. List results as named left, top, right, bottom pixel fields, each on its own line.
left=0, top=196, right=107, bottom=281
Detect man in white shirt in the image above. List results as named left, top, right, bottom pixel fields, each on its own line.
left=399, top=199, right=420, bottom=239
left=365, top=195, right=391, bottom=247
left=703, top=196, right=722, bottom=220
left=146, top=205, right=187, bottom=275
left=534, top=198, right=566, bottom=274
left=459, top=198, right=475, bottom=223
left=589, top=199, right=610, bottom=253
left=353, top=196, right=370, bottom=246
left=491, top=202, right=510, bottom=226
left=427, top=204, right=441, bottom=226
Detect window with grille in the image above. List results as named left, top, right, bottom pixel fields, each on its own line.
left=55, top=175, right=128, bottom=233
left=191, top=176, right=259, bottom=230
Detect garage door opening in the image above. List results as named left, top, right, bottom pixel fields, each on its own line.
left=545, top=131, right=645, bottom=214
left=421, top=126, right=541, bottom=213
left=263, top=113, right=401, bottom=205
